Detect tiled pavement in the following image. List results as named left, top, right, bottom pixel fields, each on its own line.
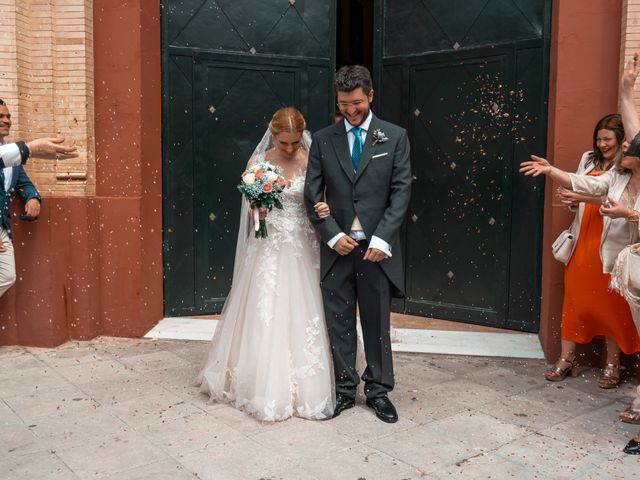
left=0, top=337, right=638, bottom=479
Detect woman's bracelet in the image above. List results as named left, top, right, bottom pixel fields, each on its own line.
left=627, top=209, right=640, bottom=224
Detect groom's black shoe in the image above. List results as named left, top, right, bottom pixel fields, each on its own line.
left=366, top=396, right=398, bottom=423
left=332, top=394, right=356, bottom=418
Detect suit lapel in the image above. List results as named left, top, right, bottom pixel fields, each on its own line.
left=331, top=122, right=355, bottom=182
left=354, top=115, right=379, bottom=183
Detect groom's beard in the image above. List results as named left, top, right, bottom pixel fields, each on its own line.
left=345, top=105, right=370, bottom=128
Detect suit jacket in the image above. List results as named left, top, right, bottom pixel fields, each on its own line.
left=0, top=165, right=41, bottom=239
left=304, top=114, right=412, bottom=296
left=569, top=169, right=640, bottom=273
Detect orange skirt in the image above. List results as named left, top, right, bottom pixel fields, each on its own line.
left=562, top=202, right=640, bottom=354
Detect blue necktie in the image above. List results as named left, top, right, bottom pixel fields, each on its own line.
left=351, top=126, right=363, bottom=172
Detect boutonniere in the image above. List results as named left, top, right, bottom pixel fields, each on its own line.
left=372, top=129, right=388, bottom=146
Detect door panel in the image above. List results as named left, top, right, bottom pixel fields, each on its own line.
left=405, top=52, right=513, bottom=325
left=162, top=1, right=336, bottom=316
left=376, top=0, right=550, bottom=331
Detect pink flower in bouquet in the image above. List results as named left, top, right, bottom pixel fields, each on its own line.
left=263, top=183, right=273, bottom=193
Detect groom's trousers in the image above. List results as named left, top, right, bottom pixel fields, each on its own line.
left=321, top=240, right=394, bottom=399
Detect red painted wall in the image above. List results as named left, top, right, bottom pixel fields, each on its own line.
left=0, top=1, right=163, bottom=346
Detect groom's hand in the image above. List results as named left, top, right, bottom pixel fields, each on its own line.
left=363, top=248, right=386, bottom=262
left=335, top=235, right=358, bottom=256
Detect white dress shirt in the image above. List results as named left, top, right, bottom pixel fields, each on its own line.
left=327, top=111, right=392, bottom=257
left=0, top=140, right=13, bottom=191
left=0, top=143, right=23, bottom=169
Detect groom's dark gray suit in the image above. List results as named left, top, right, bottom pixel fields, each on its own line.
left=304, top=113, right=411, bottom=399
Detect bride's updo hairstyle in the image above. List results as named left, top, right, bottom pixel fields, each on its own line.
left=269, top=107, right=306, bottom=135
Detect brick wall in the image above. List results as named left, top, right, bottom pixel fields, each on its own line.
left=622, top=0, right=640, bottom=113
left=0, top=0, right=95, bottom=196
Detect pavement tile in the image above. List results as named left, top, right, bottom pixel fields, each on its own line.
left=251, top=417, right=356, bottom=461
left=53, top=358, right=138, bottom=384
left=119, top=350, right=192, bottom=373
left=3, top=384, right=100, bottom=424
left=138, top=411, right=245, bottom=457
left=511, top=383, right=615, bottom=415
left=0, top=350, right=44, bottom=374
left=435, top=452, right=546, bottom=479
left=494, top=433, right=609, bottom=479
left=580, top=455, right=640, bottom=479
left=141, top=365, right=203, bottom=402
left=0, top=398, right=23, bottom=425
left=460, top=365, right=546, bottom=396
left=391, top=383, right=471, bottom=425
left=179, top=438, right=318, bottom=480
left=0, top=421, right=49, bottom=457
left=53, top=432, right=167, bottom=479
left=427, top=410, right=529, bottom=451
left=289, top=443, right=425, bottom=480
left=0, top=345, right=28, bottom=359
left=394, top=361, right=457, bottom=391
left=367, top=424, right=484, bottom=473
left=29, top=408, right=130, bottom=450
left=28, top=344, right=112, bottom=368
left=75, top=373, right=162, bottom=406
left=0, top=451, right=79, bottom=480
left=477, top=394, right=573, bottom=431
left=160, top=341, right=210, bottom=365
left=93, top=337, right=184, bottom=359
left=540, top=414, right=637, bottom=458
left=0, top=365, right=71, bottom=398
left=106, top=389, right=203, bottom=427
left=206, top=402, right=304, bottom=436
left=100, top=459, right=196, bottom=480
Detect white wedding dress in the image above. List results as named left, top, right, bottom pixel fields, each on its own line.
left=197, top=168, right=335, bottom=421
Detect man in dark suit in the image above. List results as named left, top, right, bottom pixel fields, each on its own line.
left=0, top=99, right=42, bottom=297
left=304, top=65, right=412, bottom=423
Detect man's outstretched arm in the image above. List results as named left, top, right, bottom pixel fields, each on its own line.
left=0, top=136, right=78, bottom=168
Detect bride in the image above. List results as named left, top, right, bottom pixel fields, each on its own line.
left=197, top=107, right=335, bottom=421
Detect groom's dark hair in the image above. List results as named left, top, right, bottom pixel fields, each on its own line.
left=334, top=65, right=373, bottom=94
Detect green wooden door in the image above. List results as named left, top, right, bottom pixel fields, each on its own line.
left=162, top=1, right=336, bottom=316
left=375, top=0, right=551, bottom=332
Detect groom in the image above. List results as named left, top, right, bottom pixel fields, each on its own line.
left=305, top=65, right=412, bottom=423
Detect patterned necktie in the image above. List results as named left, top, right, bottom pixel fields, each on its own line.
left=351, top=126, right=362, bottom=172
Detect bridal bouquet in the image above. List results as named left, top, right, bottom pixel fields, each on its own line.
left=238, top=162, right=287, bottom=238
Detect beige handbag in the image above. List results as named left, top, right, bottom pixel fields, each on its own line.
left=552, top=228, right=577, bottom=265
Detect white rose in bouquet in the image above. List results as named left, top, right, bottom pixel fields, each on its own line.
left=265, top=171, right=279, bottom=183
left=242, top=172, right=256, bottom=186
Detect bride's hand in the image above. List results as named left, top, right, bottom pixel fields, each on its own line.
left=314, top=201, right=330, bottom=219
left=519, top=155, right=552, bottom=177
left=258, top=207, right=269, bottom=220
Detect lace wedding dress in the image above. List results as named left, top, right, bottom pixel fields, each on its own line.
left=196, top=167, right=335, bottom=422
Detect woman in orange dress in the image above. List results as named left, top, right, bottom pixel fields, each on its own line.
left=544, top=114, right=640, bottom=387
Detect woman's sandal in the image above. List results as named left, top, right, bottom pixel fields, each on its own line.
left=623, top=434, right=640, bottom=455
left=597, top=363, right=621, bottom=389
left=619, top=406, right=640, bottom=425
left=544, top=357, right=578, bottom=382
